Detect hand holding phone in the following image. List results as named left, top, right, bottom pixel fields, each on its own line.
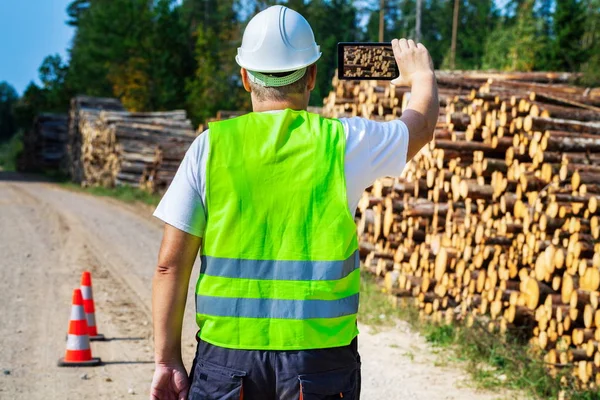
left=390, top=38, right=434, bottom=87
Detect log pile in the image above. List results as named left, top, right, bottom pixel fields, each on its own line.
left=67, top=96, right=196, bottom=189
left=67, top=96, right=126, bottom=183
left=323, top=71, right=600, bottom=389
left=19, top=113, right=68, bottom=171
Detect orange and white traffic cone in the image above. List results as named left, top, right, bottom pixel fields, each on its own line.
left=81, top=271, right=105, bottom=341
left=58, top=289, right=102, bottom=367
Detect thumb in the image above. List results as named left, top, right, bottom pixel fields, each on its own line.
left=390, top=74, right=408, bottom=87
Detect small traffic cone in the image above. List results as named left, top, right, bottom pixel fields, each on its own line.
left=58, top=289, right=102, bottom=367
left=81, top=271, right=105, bottom=341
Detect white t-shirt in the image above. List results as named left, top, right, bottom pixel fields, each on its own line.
left=153, top=114, right=409, bottom=237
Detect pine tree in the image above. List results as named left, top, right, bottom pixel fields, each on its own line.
left=0, top=82, right=18, bottom=141
left=509, top=0, right=541, bottom=70
left=185, top=0, right=247, bottom=123
left=553, top=0, right=588, bottom=71
left=533, top=0, right=556, bottom=69
left=149, top=0, right=195, bottom=111
left=581, top=0, right=600, bottom=84
left=482, top=0, right=541, bottom=71
left=304, top=0, right=360, bottom=104
left=66, top=0, right=155, bottom=99
left=38, top=55, right=70, bottom=112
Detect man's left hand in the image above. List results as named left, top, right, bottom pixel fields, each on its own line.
left=150, top=362, right=190, bottom=400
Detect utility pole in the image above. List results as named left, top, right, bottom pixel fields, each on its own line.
left=415, top=0, right=422, bottom=43
left=379, top=0, right=385, bottom=42
left=450, top=0, right=459, bottom=70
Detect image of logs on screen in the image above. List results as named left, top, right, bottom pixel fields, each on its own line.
left=67, top=96, right=195, bottom=188
left=326, top=72, right=600, bottom=389
left=342, top=45, right=397, bottom=79
left=19, top=113, right=68, bottom=171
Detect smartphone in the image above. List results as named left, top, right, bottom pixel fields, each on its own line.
left=337, top=42, right=399, bottom=80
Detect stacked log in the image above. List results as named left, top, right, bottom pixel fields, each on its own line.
left=100, top=111, right=195, bottom=188
left=67, top=96, right=196, bottom=188
left=323, top=72, right=600, bottom=389
left=67, top=96, right=126, bottom=183
left=19, top=113, right=68, bottom=171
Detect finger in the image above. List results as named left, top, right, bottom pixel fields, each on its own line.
left=398, top=38, right=409, bottom=52
left=179, top=388, right=189, bottom=400
left=417, top=42, right=427, bottom=50
left=407, top=39, right=416, bottom=49
left=391, top=39, right=402, bottom=60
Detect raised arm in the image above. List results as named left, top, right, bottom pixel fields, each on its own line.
left=391, top=38, right=439, bottom=161
left=151, top=224, right=201, bottom=400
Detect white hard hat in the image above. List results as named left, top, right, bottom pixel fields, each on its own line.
left=236, top=5, right=321, bottom=86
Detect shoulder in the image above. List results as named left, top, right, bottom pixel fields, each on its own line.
left=186, top=129, right=210, bottom=161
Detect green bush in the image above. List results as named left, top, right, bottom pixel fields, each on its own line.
left=0, top=132, right=23, bottom=171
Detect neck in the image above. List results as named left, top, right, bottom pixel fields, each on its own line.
left=251, top=95, right=309, bottom=112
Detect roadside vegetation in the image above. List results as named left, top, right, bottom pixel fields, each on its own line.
left=359, top=273, right=600, bottom=400
left=59, top=181, right=161, bottom=207
left=0, top=132, right=23, bottom=171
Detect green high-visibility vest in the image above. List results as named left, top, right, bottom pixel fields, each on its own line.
left=197, top=109, right=360, bottom=350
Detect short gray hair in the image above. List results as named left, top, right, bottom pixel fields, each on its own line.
left=249, top=70, right=311, bottom=102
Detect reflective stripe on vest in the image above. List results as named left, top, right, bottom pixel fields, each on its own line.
left=199, top=251, right=359, bottom=281
left=199, top=109, right=359, bottom=350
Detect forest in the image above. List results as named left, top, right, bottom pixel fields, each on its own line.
left=0, top=0, right=599, bottom=143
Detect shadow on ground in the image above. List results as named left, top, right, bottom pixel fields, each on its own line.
left=0, top=171, right=52, bottom=183
left=105, top=337, right=147, bottom=342
left=102, top=360, right=154, bottom=365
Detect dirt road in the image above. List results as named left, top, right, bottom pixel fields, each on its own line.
left=0, top=173, right=513, bottom=399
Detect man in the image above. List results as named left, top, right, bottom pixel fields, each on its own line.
left=150, top=5, right=438, bottom=400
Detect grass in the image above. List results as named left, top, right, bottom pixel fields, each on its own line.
left=425, top=323, right=556, bottom=396
left=37, top=169, right=161, bottom=207
left=359, top=273, right=600, bottom=399
left=60, top=181, right=161, bottom=206
left=0, top=132, right=23, bottom=171
left=358, top=272, right=419, bottom=328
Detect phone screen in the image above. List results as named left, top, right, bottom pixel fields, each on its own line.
left=337, top=42, right=399, bottom=80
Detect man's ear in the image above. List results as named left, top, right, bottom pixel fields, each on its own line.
left=307, top=64, right=317, bottom=91
left=241, top=68, right=251, bottom=93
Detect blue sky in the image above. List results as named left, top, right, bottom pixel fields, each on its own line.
left=0, top=1, right=74, bottom=95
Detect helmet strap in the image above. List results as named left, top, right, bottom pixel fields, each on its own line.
left=247, top=68, right=307, bottom=87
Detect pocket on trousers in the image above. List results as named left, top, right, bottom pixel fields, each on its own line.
left=189, top=359, right=246, bottom=400
left=298, top=364, right=358, bottom=400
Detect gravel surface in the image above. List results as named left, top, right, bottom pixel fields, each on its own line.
left=0, top=173, right=518, bottom=399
